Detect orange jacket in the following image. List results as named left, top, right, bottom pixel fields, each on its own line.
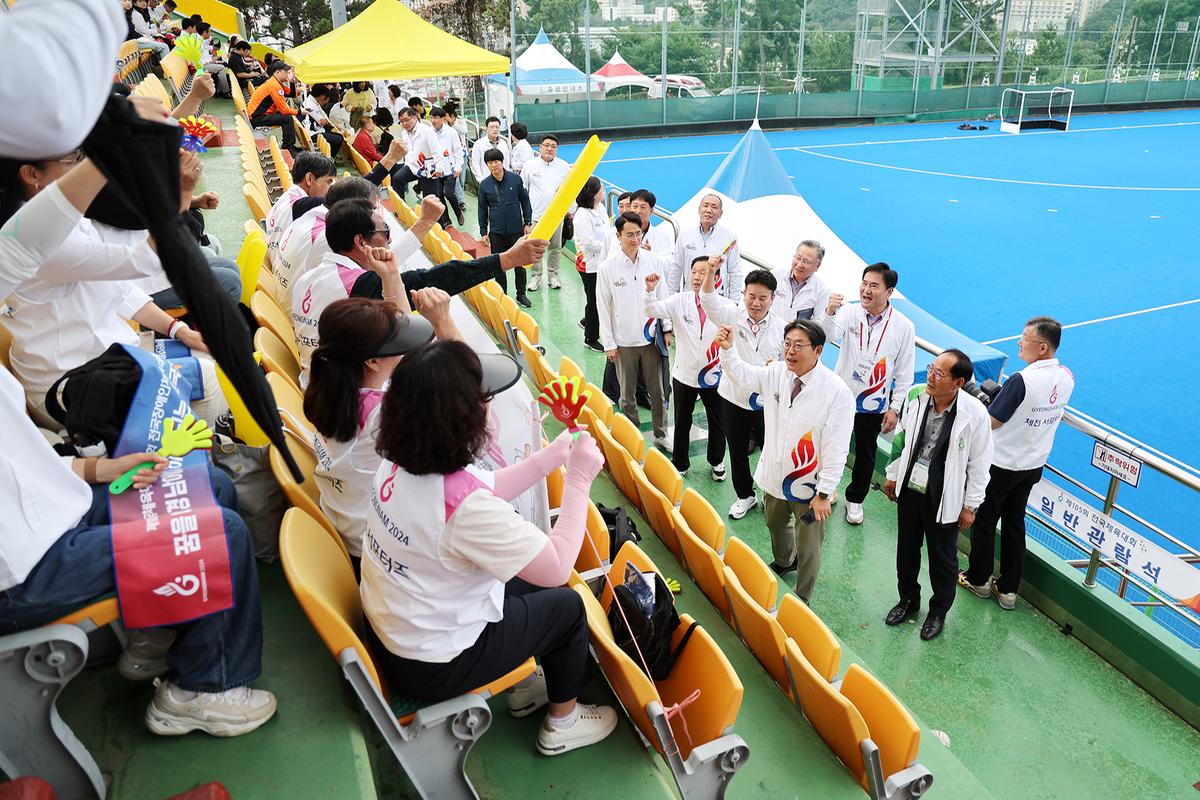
left=247, top=76, right=296, bottom=117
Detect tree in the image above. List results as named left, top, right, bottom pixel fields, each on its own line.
left=803, top=30, right=853, bottom=91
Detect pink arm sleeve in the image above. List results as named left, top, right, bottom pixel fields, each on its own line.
left=517, top=480, right=588, bottom=587
left=491, top=431, right=572, bottom=501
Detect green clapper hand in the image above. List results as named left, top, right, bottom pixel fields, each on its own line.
left=109, top=415, right=214, bottom=495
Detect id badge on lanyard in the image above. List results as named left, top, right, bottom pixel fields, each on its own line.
left=907, top=460, right=930, bottom=494
left=855, top=309, right=892, bottom=381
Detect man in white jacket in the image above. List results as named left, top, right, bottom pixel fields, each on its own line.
left=884, top=349, right=993, bottom=640
left=715, top=319, right=854, bottom=604
left=667, top=194, right=741, bottom=301
left=818, top=262, right=915, bottom=526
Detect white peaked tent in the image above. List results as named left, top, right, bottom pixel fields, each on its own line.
left=487, top=28, right=600, bottom=109
left=592, top=50, right=652, bottom=94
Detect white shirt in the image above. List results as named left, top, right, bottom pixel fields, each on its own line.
left=596, top=248, right=668, bottom=351
left=522, top=156, right=571, bottom=221
left=429, top=123, right=464, bottom=176
left=700, top=290, right=786, bottom=409
left=817, top=303, right=916, bottom=415
left=510, top=139, right=535, bottom=174
left=130, top=9, right=155, bottom=39
left=669, top=222, right=741, bottom=301
left=643, top=221, right=675, bottom=259
left=0, top=0, right=126, bottom=159
left=361, top=463, right=545, bottom=662
left=772, top=268, right=832, bottom=322
left=718, top=349, right=854, bottom=501
left=645, top=290, right=722, bottom=389
left=470, top=136, right=511, bottom=184
left=291, top=253, right=361, bottom=385
left=572, top=205, right=609, bottom=274
left=886, top=389, right=994, bottom=524
left=329, top=103, right=352, bottom=132
left=990, top=358, right=1075, bottom=471
left=313, top=389, right=383, bottom=557
left=265, top=185, right=308, bottom=266
left=399, top=122, right=439, bottom=177
left=301, top=93, right=332, bottom=134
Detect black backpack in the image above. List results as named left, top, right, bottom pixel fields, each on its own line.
left=607, top=568, right=698, bottom=681
left=44, top=344, right=143, bottom=455
left=597, top=503, right=641, bottom=562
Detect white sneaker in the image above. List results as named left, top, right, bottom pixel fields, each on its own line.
left=711, top=464, right=727, bottom=482
left=145, top=679, right=277, bottom=737
left=653, top=436, right=672, bottom=454
left=118, top=628, right=175, bottom=682
left=507, top=668, right=548, bottom=718
left=957, top=571, right=994, bottom=600
left=729, top=496, right=757, bottom=519
left=993, top=585, right=1017, bottom=610
left=536, top=704, right=618, bottom=756
left=845, top=502, right=865, bottom=525
left=549, top=277, right=562, bottom=289
left=528, top=277, right=541, bottom=292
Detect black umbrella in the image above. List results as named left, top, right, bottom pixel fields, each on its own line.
left=82, top=95, right=301, bottom=480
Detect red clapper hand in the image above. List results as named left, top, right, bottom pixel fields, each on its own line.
left=109, top=415, right=214, bottom=495
left=538, top=376, right=591, bottom=439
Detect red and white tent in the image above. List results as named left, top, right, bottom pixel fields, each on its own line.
left=592, top=50, right=652, bottom=94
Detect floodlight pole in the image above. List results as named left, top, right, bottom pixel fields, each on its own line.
left=994, top=0, right=1013, bottom=86
left=330, top=0, right=347, bottom=27
left=585, top=0, right=592, bottom=128
left=510, top=0, right=519, bottom=121
left=795, top=0, right=809, bottom=116
left=661, top=0, right=668, bottom=124
left=732, top=0, right=742, bottom=115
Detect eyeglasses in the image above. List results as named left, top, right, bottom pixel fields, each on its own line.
left=926, top=365, right=947, bottom=380
left=782, top=340, right=813, bottom=352
left=369, top=228, right=391, bottom=241
left=52, top=150, right=84, bottom=166
left=793, top=257, right=819, bottom=267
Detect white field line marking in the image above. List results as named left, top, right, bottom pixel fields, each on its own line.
left=981, top=298, right=1200, bottom=344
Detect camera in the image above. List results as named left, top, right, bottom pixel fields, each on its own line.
left=964, top=378, right=1001, bottom=406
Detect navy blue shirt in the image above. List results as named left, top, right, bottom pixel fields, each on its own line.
left=477, top=170, right=532, bottom=236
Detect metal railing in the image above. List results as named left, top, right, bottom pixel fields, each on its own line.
left=604, top=185, right=1200, bottom=646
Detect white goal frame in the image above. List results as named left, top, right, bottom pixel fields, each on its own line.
left=1000, top=87, right=1075, bottom=134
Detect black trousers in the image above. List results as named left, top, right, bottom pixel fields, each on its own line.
left=671, top=379, right=725, bottom=472
left=896, top=489, right=959, bottom=617
left=965, top=465, right=1042, bottom=594
left=434, top=174, right=464, bottom=225
left=320, top=130, right=345, bottom=158
left=366, top=578, right=588, bottom=705
left=846, top=412, right=885, bottom=503
left=579, top=270, right=599, bottom=342
left=489, top=232, right=525, bottom=296
left=250, top=112, right=295, bottom=149
left=722, top=398, right=764, bottom=500
left=389, top=164, right=427, bottom=200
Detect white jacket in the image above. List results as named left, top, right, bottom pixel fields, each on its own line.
left=772, top=268, right=831, bottom=322
left=645, top=290, right=722, bottom=389
left=429, top=123, right=464, bottom=176
left=470, top=136, right=511, bottom=184
left=719, top=347, right=854, bottom=501
left=572, top=205, right=609, bottom=274
left=885, top=388, right=994, bottom=524
left=669, top=221, right=741, bottom=301
left=596, top=248, right=668, bottom=351
left=817, top=302, right=915, bottom=415
left=699, top=290, right=786, bottom=409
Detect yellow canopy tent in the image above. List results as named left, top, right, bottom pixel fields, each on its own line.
left=284, top=0, right=509, bottom=83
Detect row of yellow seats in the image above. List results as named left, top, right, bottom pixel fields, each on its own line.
left=132, top=74, right=172, bottom=108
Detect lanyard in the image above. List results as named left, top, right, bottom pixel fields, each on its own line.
left=858, top=306, right=893, bottom=358
left=695, top=294, right=706, bottom=334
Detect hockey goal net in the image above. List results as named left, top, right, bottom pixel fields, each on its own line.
left=1000, top=87, right=1074, bottom=133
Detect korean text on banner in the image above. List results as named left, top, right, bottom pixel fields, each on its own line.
left=1028, top=478, right=1200, bottom=603
left=526, top=135, right=610, bottom=264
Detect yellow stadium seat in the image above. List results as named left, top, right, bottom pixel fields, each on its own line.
left=497, top=293, right=520, bottom=329
left=576, top=499, right=611, bottom=572
left=643, top=448, right=682, bottom=506
left=674, top=510, right=731, bottom=622
left=269, top=431, right=343, bottom=552
left=785, top=640, right=870, bottom=783
left=514, top=310, right=539, bottom=346
left=724, top=566, right=790, bottom=695
left=265, top=372, right=311, bottom=439
left=609, top=413, right=645, bottom=464
left=347, top=141, right=372, bottom=176
left=839, top=664, right=928, bottom=796
left=582, top=381, right=612, bottom=428
left=515, top=330, right=551, bottom=389
left=257, top=265, right=274, bottom=297
left=590, top=424, right=640, bottom=511
left=250, top=291, right=298, bottom=360
left=558, top=355, right=583, bottom=382
left=244, top=219, right=263, bottom=237
left=546, top=465, right=565, bottom=511
left=630, top=460, right=680, bottom=558
left=776, top=593, right=841, bottom=683
left=51, top=597, right=119, bottom=630
left=269, top=136, right=293, bottom=190
left=255, top=327, right=301, bottom=393
left=679, top=488, right=725, bottom=552
left=235, top=227, right=269, bottom=307
left=279, top=507, right=537, bottom=797
left=243, top=182, right=271, bottom=223
left=159, top=53, right=190, bottom=100
left=294, top=118, right=312, bottom=151
left=722, top=537, right=777, bottom=612
left=230, top=74, right=247, bottom=118
left=316, top=133, right=331, bottom=158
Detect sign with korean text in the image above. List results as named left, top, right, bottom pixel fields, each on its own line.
left=109, top=346, right=233, bottom=629
left=1028, top=478, right=1200, bottom=605
left=1090, top=442, right=1143, bottom=488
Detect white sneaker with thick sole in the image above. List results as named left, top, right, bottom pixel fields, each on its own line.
left=729, top=496, right=757, bottom=519
left=993, top=586, right=1017, bottom=610
left=528, top=277, right=541, bottom=292
left=145, top=679, right=277, bottom=737
left=549, top=277, right=562, bottom=289
left=536, top=704, right=618, bottom=756
left=507, top=668, right=548, bottom=718
left=711, top=464, right=727, bottom=482
left=845, top=502, right=865, bottom=525
left=118, top=628, right=175, bottom=682
left=653, top=436, right=672, bottom=454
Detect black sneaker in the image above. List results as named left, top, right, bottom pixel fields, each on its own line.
left=583, top=339, right=604, bottom=352
left=768, top=556, right=797, bottom=577
left=516, top=295, right=532, bottom=308
left=578, top=319, right=585, bottom=329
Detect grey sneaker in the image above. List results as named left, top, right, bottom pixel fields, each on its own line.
left=507, top=668, right=548, bottom=718
left=957, top=570, right=993, bottom=600
left=993, top=586, right=1017, bottom=610
left=536, top=704, right=618, bottom=756
left=118, top=628, right=175, bottom=682
left=145, top=679, right=277, bottom=737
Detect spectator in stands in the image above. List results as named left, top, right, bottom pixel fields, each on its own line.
left=407, top=96, right=426, bottom=119
left=392, top=106, right=437, bottom=201
left=290, top=198, right=546, bottom=382
left=178, top=14, right=199, bottom=35
left=352, top=114, right=385, bottom=162
left=772, top=239, right=831, bottom=322
left=125, top=0, right=169, bottom=62
left=301, top=83, right=345, bottom=156
left=264, top=151, right=337, bottom=265
left=372, top=108, right=394, bottom=149
left=304, top=294, right=459, bottom=566
left=470, top=116, right=511, bottom=187
left=363, top=339, right=618, bottom=756
left=340, top=81, right=374, bottom=128
left=228, top=40, right=267, bottom=87
left=378, top=84, right=404, bottom=116
left=598, top=212, right=670, bottom=451
left=442, top=103, right=469, bottom=211
left=644, top=257, right=728, bottom=479
left=819, top=263, right=915, bottom=527
left=571, top=176, right=608, bottom=351
left=522, top=134, right=570, bottom=291
left=620, top=187, right=673, bottom=412
left=629, top=188, right=674, bottom=256
left=428, top=107, right=466, bottom=227
left=701, top=264, right=786, bottom=519
left=328, top=87, right=353, bottom=133
left=884, top=349, right=993, bottom=640
left=477, top=148, right=532, bottom=307
left=715, top=319, right=854, bottom=603
left=195, top=21, right=232, bottom=98
left=509, top=122, right=534, bottom=175
left=961, top=317, right=1073, bottom=611
left=669, top=193, right=741, bottom=300
left=247, top=60, right=299, bottom=155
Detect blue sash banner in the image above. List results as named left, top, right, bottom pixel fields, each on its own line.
left=108, top=345, right=233, bottom=629
left=152, top=338, right=204, bottom=401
